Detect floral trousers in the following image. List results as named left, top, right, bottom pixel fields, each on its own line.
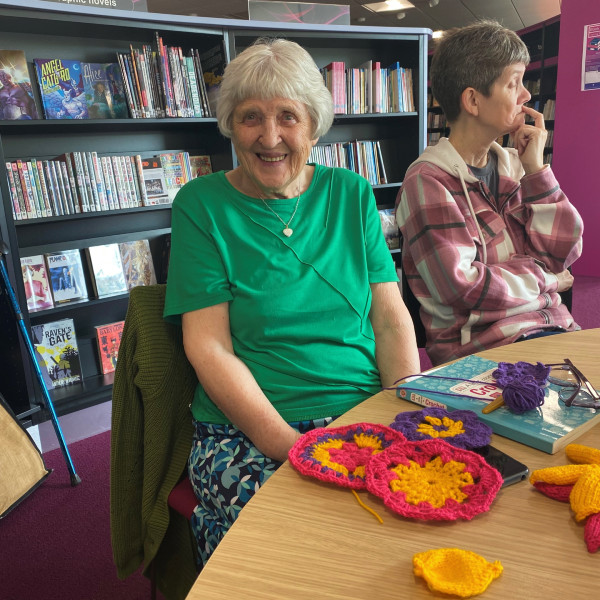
left=188, top=416, right=334, bottom=567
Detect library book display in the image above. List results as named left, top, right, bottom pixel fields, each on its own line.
left=0, top=0, right=429, bottom=425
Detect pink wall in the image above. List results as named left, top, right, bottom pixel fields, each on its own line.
left=553, top=0, right=600, bottom=277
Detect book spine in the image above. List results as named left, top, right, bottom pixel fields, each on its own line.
left=35, top=160, right=54, bottom=217
left=110, top=156, right=127, bottom=208
left=11, top=162, right=28, bottom=219
left=23, top=161, right=44, bottom=218
left=63, top=153, right=82, bottom=213
left=5, top=161, right=22, bottom=220
left=90, top=152, right=108, bottom=210
left=61, top=158, right=79, bottom=213
left=117, top=53, right=139, bottom=119
left=105, top=156, right=121, bottom=209
left=133, top=154, right=149, bottom=206
left=28, top=160, right=48, bottom=218
left=52, top=160, right=70, bottom=215
left=127, top=155, right=143, bottom=206
left=42, top=160, right=60, bottom=216
left=83, top=152, right=101, bottom=211
left=72, top=152, right=90, bottom=212
left=16, top=160, right=35, bottom=219
left=100, top=156, right=116, bottom=210
left=122, top=155, right=138, bottom=206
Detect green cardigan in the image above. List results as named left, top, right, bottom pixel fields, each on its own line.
left=110, top=284, right=198, bottom=600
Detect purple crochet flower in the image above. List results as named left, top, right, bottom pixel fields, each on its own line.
left=389, top=407, right=492, bottom=450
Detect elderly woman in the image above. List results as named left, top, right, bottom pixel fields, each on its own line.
left=164, top=38, right=419, bottom=565
left=397, top=20, right=583, bottom=367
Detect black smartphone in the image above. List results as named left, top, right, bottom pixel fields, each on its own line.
left=473, top=445, right=529, bottom=487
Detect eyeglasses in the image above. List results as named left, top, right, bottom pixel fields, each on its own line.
left=546, top=358, right=600, bottom=409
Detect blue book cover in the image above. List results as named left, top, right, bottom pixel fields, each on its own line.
left=396, top=354, right=600, bottom=454
left=81, top=62, right=128, bottom=119
left=33, top=58, right=88, bottom=119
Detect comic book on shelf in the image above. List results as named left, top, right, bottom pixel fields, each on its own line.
left=31, top=318, right=82, bottom=389
left=45, top=249, right=88, bottom=305
left=118, top=239, right=157, bottom=289
left=85, top=243, right=128, bottom=298
left=159, top=152, right=190, bottom=201
left=20, top=255, right=54, bottom=312
left=396, top=354, right=600, bottom=454
left=200, top=41, right=227, bottom=116
left=33, top=58, right=89, bottom=119
left=378, top=208, right=400, bottom=250
left=188, top=155, right=212, bottom=178
left=81, top=62, right=128, bottom=119
left=139, top=156, right=170, bottom=205
left=95, top=320, right=125, bottom=374
left=0, top=49, right=40, bottom=120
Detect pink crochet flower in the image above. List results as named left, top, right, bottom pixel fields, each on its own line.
left=366, top=439, right=503, bottom=520
left=288, top=423, right=406, bottom=490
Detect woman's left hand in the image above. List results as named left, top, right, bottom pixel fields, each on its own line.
left=511, top=105, right=548, bottom=175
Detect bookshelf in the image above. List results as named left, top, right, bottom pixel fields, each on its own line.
left=513, top=16, right=560, bottom=164
left=0, top=2, right=429, bottom=423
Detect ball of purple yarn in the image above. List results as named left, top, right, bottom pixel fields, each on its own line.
left=501, top=378, right=546, bottom=414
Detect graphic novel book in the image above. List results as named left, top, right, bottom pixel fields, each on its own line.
left=20, top=255, right=54, bottom=312
left=95, top=320, right=124, bottom=374
left=33, top=58, right=88, bottom=119
left=118, top=239, right=157, bottom=289
left=0, top=49, right=39, bottom=120
left=45, top=249, right=88, bottom=304
left=31, top=318, right=82, bottom=389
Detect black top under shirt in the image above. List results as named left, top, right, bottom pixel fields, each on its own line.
left=468, top=151, right=499, bottom=207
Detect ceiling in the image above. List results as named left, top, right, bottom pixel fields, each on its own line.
left=145, top=0, right=561, bottom=32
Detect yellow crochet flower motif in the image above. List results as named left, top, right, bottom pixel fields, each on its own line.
left=311, top=433, right=384, bottom=478
left=413, top=548, right=503, bottom=598
left=390, top=457, right=473, bottom=508
left=417, top=415, right=466, bottom=439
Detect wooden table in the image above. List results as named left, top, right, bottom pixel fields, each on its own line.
left=187, top=329, right=600, bottom=599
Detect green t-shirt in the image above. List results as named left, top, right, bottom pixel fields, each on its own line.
left=164, top=164, right=398, bottom=423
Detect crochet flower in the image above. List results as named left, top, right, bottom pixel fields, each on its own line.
left=530, top=443, right=600, bottom=553
left=389, top=407, right=492, bottom=449
left=413, top=548, right=503, bottom=598
left=288, top=423, right=406, bottom=490
left=366, top=439, right=502, bottom=521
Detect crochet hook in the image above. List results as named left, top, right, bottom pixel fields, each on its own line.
left=482, top=395, right=504, bottom=414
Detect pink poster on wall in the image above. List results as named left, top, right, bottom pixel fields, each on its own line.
left=582, top=22, right=600, bottom=90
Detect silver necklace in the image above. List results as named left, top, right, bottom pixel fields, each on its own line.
left=257, top=184, right=301, bottom=237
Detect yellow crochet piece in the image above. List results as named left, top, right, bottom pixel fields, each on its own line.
left=529, top=463, right=590, bottom=486
left=566, top=444, right=600, bottom=466
left=413, top=548, right=503, bottom=598
left=569, top=465, right=600, bottom=522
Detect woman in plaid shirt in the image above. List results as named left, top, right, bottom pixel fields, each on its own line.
left=397, top=20, right=583, bottom=366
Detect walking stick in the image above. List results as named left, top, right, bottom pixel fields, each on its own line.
left=0, top=240, right=81, bottom=486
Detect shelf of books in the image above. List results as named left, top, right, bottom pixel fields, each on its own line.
left=0, top=3, right=428, bottom=423
left=499, top=16, right=560, bottom=165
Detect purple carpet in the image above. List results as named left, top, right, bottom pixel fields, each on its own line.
left=0, top=431, right=164, bottom=600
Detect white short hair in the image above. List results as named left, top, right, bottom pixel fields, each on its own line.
left=216, top=38, right=334, bottom=139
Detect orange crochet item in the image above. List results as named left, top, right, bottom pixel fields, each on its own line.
left=529, top=464, right=590, bottom=486
left=566, top=444, right=600, bottom=466
left=569, top=465, right=600, bottom=522
left=413, top=548, right=503, bottom=598
left=530, top=444, right=600, bottom=553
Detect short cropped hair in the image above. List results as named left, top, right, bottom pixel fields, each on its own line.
left=216, top=38, right=334, bottom=139
left=431, top=20, right=530, bottom=123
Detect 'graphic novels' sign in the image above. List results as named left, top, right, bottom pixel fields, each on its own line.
left=46, top=0, right=148, bottom=12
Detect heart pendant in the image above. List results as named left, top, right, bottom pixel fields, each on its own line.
left=283, top=228, right=293, bottom=237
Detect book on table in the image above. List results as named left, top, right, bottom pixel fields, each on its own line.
left=396, top=354, right=600, bottom=454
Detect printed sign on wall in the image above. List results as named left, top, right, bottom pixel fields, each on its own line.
left=47, top=0, right=148, bottom=12
left=582, top=22, right=600, bottom=91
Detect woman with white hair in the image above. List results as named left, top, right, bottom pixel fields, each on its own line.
left=164, top=38, right=419, bottom=565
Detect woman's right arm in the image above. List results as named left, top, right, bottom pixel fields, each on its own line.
left=182, top=303, right=300, bottom=463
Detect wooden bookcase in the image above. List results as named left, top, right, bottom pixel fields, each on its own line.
left=0, top=1, right=429, bottom=424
